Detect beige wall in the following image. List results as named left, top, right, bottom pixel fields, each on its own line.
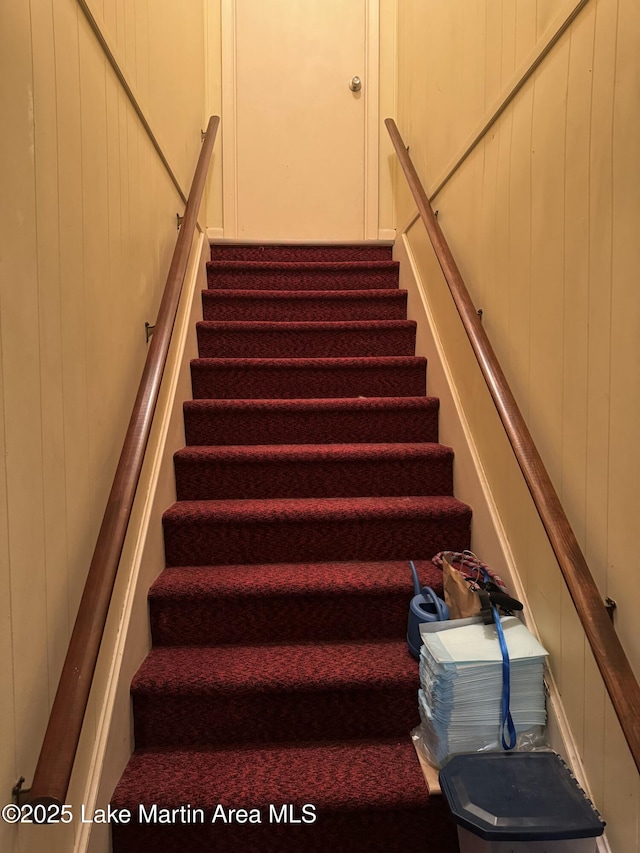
left=0, top=2, right=206, bottom=851
left=394, top=0, right=639, bottom=848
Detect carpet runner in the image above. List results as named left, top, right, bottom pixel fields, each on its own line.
left=111, top=243, right=469, bottom=852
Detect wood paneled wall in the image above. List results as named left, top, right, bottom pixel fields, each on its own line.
left=0, top=2, right=205, bottom=851
left=395, top=0, right=639, bottom=848
left=205, top=0, right=224, bottom=232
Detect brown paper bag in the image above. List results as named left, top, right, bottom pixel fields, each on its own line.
left=442, top=552, right=480, bottom=619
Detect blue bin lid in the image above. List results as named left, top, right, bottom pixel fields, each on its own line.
left=439, top=752, right=605, bottom=842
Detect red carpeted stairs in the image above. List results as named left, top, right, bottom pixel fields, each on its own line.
left=111, top=243, right=468, bottom=852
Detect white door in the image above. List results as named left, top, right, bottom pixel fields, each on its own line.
left=222, top=0, right=379, bottom=241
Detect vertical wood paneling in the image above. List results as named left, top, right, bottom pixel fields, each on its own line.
left=0, top=1, right=207, bottom=843
left=0, top=318, right=16, bottom=853
left=607, top=0, right=640, bottom=679
left=0, top=7, right=18, bottom=826
left=102, top=0, right=117, bottom=42
left=479, top=132, right=499, bottom=314
left=205, top=0, right=223, bottom=231
left=134, top=0, right=150, bottom=107
left=493, top=110, right=514, bottom=362
left=560, top=588, right=586, bottom=751
left=30, top=0, right=72, bottom=701
left=79, top=12, right=111, bottom=540
left=1, top=0, right=50, bottom=783
left=507, top=84, right=534, bottom=421
left=537, top=0, right=562, bottom=38
left=115, top=0, right=126, bottom=54
left=105, top=70, right=123, bottom=386
left=515, top=0, right=539, bottom=67
left=396, top=0, right=639, bottom=844
left=603, top=698, right=640, bottom=850
left=561, top=7, right=595, bottom=545
left=54, top=0, right=93, bottom=625
left=583, top=649, right=606, bottom=804
left=528, top=40, right=570, bottom=491
left=501, top=1, right=517, bottom=84
left=124, top=0, right=137, bottom=82
left=485, top=0, right=504, bottom=108
left=585, top=0, right=616, bottom=595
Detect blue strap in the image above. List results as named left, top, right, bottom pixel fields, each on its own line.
left=492, top=603, right=517, bottom=750
left=480, top=569, right=516, bottom=750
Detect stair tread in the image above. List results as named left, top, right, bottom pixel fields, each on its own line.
left=163, top=494, right=470, bottom=522
left=197, top=319, right=415, bottom=330
left=191, top=355, right=425, bottom=369
left=202, top=288, right=405, bottom=299
left=111, top=738, right=431, bottom=810
left=184, top=395, right=439, bottom=412
left=207, top=260, right=399, bottom=272
left=150, top=560, right=441, bottom=599
left=209, top=242, right=394, bottom=262
left=174, top=442, right=452, bottom=462
left=132, top=639, right=416, bottom=694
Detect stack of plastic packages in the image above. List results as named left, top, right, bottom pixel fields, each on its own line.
left=417, top=616, right=548, bottom=767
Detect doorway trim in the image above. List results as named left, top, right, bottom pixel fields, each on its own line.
left=220, top=0, right=380, bottom=241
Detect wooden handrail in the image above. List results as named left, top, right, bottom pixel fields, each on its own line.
left=386, top=117, right=640, bottom=773
left=28, top=115, right=220, bottom=807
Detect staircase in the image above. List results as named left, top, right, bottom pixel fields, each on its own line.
left=111, top=243, right=470, bottom=852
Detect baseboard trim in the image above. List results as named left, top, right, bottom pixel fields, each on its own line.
left=378, top=228, right=396, bottom=241
left=207, top=237, right=396, bottom=246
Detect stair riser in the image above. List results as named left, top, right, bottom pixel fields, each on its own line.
left=209, top=244, right=394, bottom=262
left=207, top=265, right=399, bottom=291
left=184, top=401, right=440, bottom=445
left=202, top=291, right=407, bottom=321
left=151, top=590, right=414, bottom=646
left=163, top=511, right=471, bottom=567
left=196, top=325, right=416, bottom=358
left=112, top=805, right=456, bottom=853
left=132, top=686, right=418, bottom=749
left=190, top=362, right=426, bottom=400
left=174, top=455, right=453, bottom=501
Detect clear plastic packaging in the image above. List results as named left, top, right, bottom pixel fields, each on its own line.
left=411, top=721, right=547, bottom=770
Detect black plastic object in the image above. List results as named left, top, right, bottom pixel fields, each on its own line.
left=439, top=752, right=605, bottom=842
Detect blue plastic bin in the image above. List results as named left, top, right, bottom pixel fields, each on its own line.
left=439, top=752, right=605, bottom=852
